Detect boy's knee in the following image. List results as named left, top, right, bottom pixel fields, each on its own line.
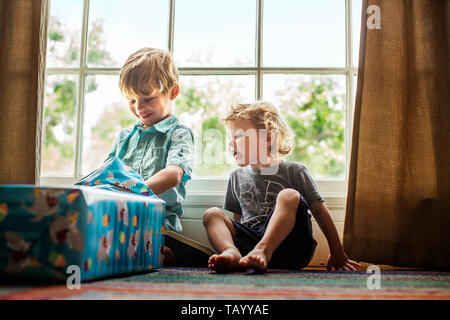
left=203, top=207, right=224, bottom=226
left=277, top=188, right=301, bottom=206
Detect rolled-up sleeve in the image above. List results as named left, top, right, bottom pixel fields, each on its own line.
left=166, top=126, right=195, bottom=181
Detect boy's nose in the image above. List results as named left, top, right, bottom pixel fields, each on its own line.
left=135, top=99, right=145, bottom=110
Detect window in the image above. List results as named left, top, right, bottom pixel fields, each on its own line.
left=41, top=0, right=362, bottom=196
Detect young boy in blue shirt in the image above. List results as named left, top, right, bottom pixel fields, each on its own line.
left=108, top=47, right=194, bottom=234
left=203, top=101, right=360, bottom=272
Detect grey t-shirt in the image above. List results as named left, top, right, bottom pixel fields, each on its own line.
left=223, top=161, right=324, bottom=228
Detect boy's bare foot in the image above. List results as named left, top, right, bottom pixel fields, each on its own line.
left=162, top=246, right=177, bottom=266
left=239, top=247, right=272, bottom=272
left=208, top=247, right=244, bottom=273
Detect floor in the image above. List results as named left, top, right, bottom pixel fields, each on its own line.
left=1, top=263, right=449, bottom=300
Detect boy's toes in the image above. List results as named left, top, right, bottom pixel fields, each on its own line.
left=243, top=254, right=267, bottom=271
left=239, top=257, right=249, bottom=267
left=208, top=251, right=243, bottom=272
left=208, top=254, right=220, bottom=269
left=253, top=259, right=267, bottom=270
left=208, top=254, right=218, bottom=263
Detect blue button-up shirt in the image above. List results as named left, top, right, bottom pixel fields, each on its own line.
left=107, top=115, right=194, bottom=233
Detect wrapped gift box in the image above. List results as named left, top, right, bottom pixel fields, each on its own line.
left=0, top=185, right=165, bottom=282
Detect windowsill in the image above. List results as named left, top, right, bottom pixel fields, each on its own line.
left=184, top=190, right=346, bottom=205
left=182, top=191, right=347, bottom=221
left=38, top=176, right=347, bottom=206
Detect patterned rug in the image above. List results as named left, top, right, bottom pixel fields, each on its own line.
left=1, top=267, right=449, bottom=300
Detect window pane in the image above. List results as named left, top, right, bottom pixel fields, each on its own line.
left=47, top=0, right=83, bottom=68
left=87, top=0, right=169, bottom=67
left=175, top=75, right=255, bottom=177
left=41, top=75, right=78, bottom=176
left=352, top=0, right=363, bottom=67
left=81, top=75, right=135, bottom=175
left=174, top=0, right=256, bottom=67
left=263, top=0, right=346, bottom=67
left=263, top=74, right=346, bottom=179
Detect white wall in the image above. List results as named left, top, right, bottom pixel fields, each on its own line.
left=180, top=195, right=346, bottom=267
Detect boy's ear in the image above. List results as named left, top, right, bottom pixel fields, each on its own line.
left=266, top=130, right=279, bottom=153
left=266, top=130, right=275, bottom=147
left=169, top=85, right=179, bottom=100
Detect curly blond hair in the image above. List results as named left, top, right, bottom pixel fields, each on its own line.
left=224, top=101, right=294, bottom=156
left=119, top=47, right=178, bottom=98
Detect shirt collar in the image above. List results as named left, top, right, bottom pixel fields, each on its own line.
left=244, top=159, right=284, bottom=175
left=136, top=114, right=179, bottom=133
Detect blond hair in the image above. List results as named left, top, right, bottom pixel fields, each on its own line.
left=119, top=47, right=179, bottom=98
left=224, top=101, right=294, bottom=156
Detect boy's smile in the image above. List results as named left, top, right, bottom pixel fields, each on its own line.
left=127, top=85, right=179, bottom=130
left=128, top=93, right=170, bottom=129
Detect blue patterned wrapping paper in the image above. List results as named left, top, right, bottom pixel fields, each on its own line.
left=75, top=157, right=154, bottom=196
left=0, top=185, right=165, bottom=282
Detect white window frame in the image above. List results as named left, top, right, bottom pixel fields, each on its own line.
left=39, top=0, right=359, bottom=201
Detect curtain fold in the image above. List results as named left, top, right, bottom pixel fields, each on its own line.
left=0, top=0, right=48, bottom=184
left=344, top=0, right=450, bottom=267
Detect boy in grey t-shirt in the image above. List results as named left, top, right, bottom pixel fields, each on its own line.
left=224, top=162, right=323, bottom=229
left=203, top=101, right=360, bottom=272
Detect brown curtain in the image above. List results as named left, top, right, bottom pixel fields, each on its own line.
left=0, top=0, right=48, bottom=184
left=344, top=0, right=450, bottom=268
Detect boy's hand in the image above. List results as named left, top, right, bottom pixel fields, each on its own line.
left=326, top=251, right=361, bottom=271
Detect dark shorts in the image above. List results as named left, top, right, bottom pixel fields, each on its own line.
left=231, top=195, right=317, bottom=270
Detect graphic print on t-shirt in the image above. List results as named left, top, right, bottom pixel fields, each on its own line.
left=262, top=180, right=285, bottom=215
left=238, top=182, right=260, bottom=213
left=238, top=179, right=286, bottom=227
